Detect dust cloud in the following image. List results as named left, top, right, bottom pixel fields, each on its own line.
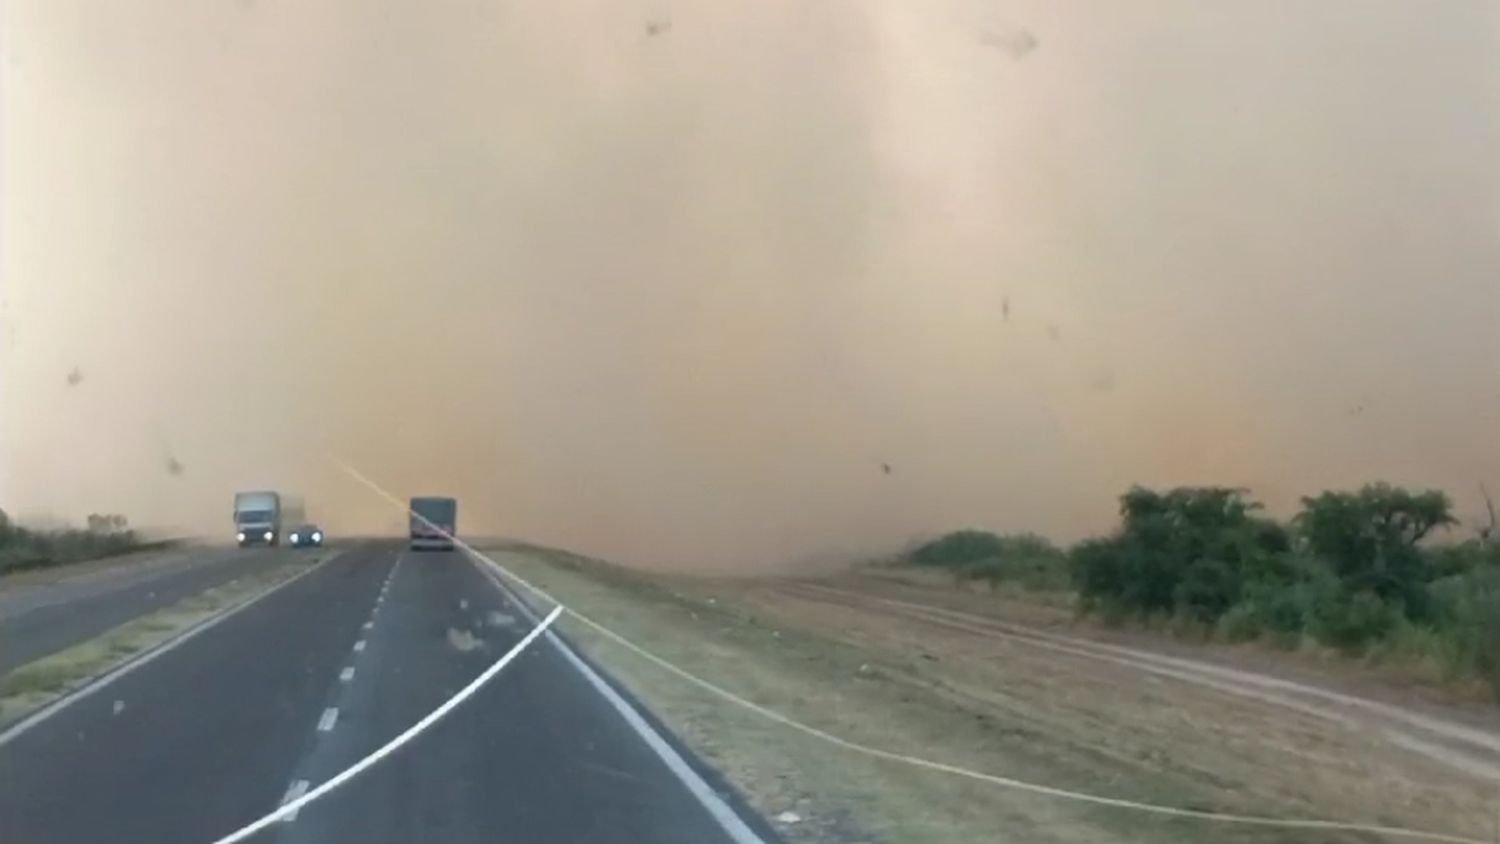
left=3, top=2, right=1497, bottom=569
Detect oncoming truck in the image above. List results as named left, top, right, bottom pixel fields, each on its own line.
left=233, top=490, right=282, bottom=547
left=409, top=496, right=456, bottom=551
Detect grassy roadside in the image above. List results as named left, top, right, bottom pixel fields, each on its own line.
left=0, top=541, right=196, bottom=593
left=0, top=553, right=324, bottom=727
left=482, top=545, right=1469, bottom=844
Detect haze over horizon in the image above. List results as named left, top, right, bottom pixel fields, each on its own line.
left=3, top=1, right=1497, bottom=569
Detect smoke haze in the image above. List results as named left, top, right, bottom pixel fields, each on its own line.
left=3, top=1, right=1497, bottom=568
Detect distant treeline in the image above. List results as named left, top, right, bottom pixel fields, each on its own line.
left=0, top=509, right=146, bottom=575
left=908, top=483, right=1500, bottom=694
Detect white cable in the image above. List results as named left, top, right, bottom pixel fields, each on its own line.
left=332, top=457, right=1491, bottom=844
left=207, top=604, right=562, bottom=844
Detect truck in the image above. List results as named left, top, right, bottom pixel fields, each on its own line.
left=233, top=490, right=282, bottom=547
left=409, top=496, right=457, bottom=551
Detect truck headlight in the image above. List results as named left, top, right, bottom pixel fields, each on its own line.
left=312, top=532, right=323, bottom=543
left=264, top=531, right=274, bottom=542
left=290, top=533, right=300, bottom=543
left=236, top=531, right=246, bottom=542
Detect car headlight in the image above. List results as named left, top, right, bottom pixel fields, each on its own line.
left=290, top=533, right=300, bottom=543
left=312, top=532, right=323, bottom=542
left=236, top=531, right=246, bottom=542
left=264, top=531, right=274, bottom=542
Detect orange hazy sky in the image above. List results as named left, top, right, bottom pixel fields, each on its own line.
left=3, top=1, right=1497, bottom=568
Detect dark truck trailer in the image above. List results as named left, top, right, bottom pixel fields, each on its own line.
left=409, top=496, right=457, bottom=551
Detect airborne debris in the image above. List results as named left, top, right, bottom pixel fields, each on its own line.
left=487, top=611, right=517, bottom=628
left=65, top=367, right=83, bottom=386
left=164, top=455, right=185, bottom=476
left=880, top=462, right=892, bottom=476
left=775, top=811, right=802, bottom=825
left=1001, top=297, right=1010, bottom=322
left=112, top=700, right=125, bottom=716
left=645, top=19, right=671, bottom=37
left=446, top=628, right=483, bottom=652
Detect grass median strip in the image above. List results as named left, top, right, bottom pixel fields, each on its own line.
left=0, top=555, right=321, bottom=727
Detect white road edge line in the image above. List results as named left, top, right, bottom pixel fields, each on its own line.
left=279, top=780, right=310, bottom=822
left=339, top=667, right=355, bottom=683
left=0, top=550, right=347, bottom=748
left=206, top=605, right=562, bottom=844
left=317, top=707, right=338, bottom=732
left=467, top=554, right=767, bottom=844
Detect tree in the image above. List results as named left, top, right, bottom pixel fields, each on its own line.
left=1296, top=483, right=1456, bottom=614
left=1071, top=486, right=1291, bottom=622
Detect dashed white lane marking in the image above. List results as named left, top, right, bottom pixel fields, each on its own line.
left=339, top=667, right=355, bottom=683
left=317, top=707, right=338, bottom=732
left=353, top=640, right=366, bottom=653
left=279, top=780, right=310, bottom=822
left=207, top=605, right=562, bottom=844
left=361, top=621, right=373, bottom=631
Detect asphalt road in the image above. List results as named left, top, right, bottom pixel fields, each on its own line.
left=0, top=544, right=293, bottom=675
left=0, top=541, right=770, bottom=844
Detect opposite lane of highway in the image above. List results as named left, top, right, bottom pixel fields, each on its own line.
left=0, top=544, right=296, bottom=674
left=0, top=541, right=770, bottom=844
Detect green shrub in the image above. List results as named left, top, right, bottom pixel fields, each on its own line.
left=1070, top=486, right=1291, bottom=623
left=1376, top=621, right=1472, bottom=681
left=1308, top=590, right=1401, bottom=653
left=1426, top=540, right=1500, bottom=580
left=1424, top=565, right=1500, bottom=694
left=1215, top=602, right=1266, bottom=643
left=910, top=531, right=1068, bottom=591
left=909, top=530, right=1006, bottom=568
left=920, top=481, right=1500, bottom=695
left=1173, top=559, right=1240, bottom=623
left=1296, top=484, right=1456, bottom=617
left=0, top=523, right=141, bottom=576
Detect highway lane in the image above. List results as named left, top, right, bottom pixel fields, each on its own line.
left=0, top=543, right=391, bottom=844
left=0, top=541, right=769, bottom=844
left=0, top=544, right=297, bottom=675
